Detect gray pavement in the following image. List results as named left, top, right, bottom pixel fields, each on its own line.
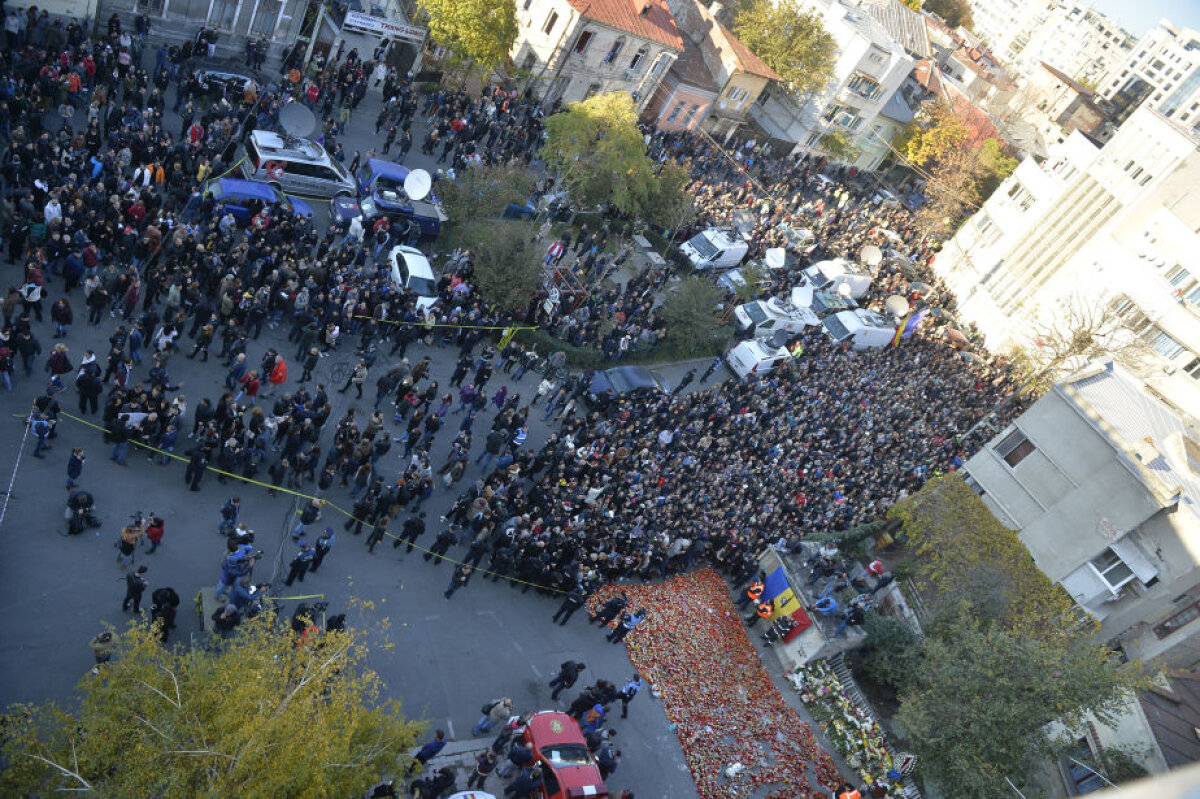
left=0, top=52, right=714, bottom=798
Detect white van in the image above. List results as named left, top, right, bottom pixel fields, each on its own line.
left=822, top=309, right=897, bottom=350
left=734, top=296, right=819, bottom=339
left=680, top=228, right=749, bottom=271
left=802, top=258, right=873, bottom=300
left=241, top=130, right=357, bottom=198
left=727, top=339, right=790, bottom=378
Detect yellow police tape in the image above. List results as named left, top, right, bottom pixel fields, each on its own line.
left=39, top=411, right=564, bottom=594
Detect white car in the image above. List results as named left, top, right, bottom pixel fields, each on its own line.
left=388, top=245, right=439, bottom=311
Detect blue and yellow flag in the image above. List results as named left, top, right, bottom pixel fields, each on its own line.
left=763, top=567, right=799, bottom=619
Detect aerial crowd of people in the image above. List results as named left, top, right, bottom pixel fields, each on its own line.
left=0, top=14, right=1029, bottom=799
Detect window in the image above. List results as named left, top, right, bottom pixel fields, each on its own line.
left=207, top=0, right=240, bottom=31
left=584, top=81, right=601, bottom=99
left=963, top=473, right=986, bottom=496
left=1156, top=600, right=1200, bottom=638
left=542, top=11, right=558, bottom=35
left=248, top=0, right=281, bottom=37
left=666, top=101, right=684, bottom=124
left=136, top=0, right=167, bottom=14
left=1090, top=547, right=1136, bottom=593
left=1166, top=266, right=1193, bottom=286
left=994, top=429, right=1035, bottom=467
left=521, top=52, right=537, bottom=71
left=1062, top=738, right=1107, bottom=794
left=572, top=30, right=594, bottom=56
left=629, top=46, right=648, bottom=72
left=726, top=86, right=749, bottom=104
left=1145, top=327, right=1185, bottom=359
left=603, top=37, right=625, bottom=64
left=1185, top=357, right=1200, bottom=380
left=682, top=103, right=700, bottom=126
left=649, top=53, right=670, bottom=78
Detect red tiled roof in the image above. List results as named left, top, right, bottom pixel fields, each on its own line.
left=566, top=0, right=684, bottom=51
left=712, top=19, right=781, bottom=81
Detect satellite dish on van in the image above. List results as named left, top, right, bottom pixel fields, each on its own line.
left=404, top=169, right=433, bottom=201
left=837, top=283, right=853, bottom=298
left=860, top=244, right=883, bottom=268
left=885, top=295, right=910, bottom=317
left=278, top=102, right=317, bottom=138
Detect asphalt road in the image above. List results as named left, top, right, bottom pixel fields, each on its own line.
left=0, top=60, right=719, bottom=798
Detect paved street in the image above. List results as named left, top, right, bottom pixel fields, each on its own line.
left=0, top=56, right=717, bottom=798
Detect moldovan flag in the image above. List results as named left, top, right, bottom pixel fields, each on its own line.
left=762, top=567, right=799, bottom=620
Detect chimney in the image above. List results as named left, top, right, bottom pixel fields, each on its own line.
left=640, top=2, right=651, bottom=16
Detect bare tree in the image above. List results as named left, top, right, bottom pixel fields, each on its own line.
left=1025, top=293, right=1155, bottom=384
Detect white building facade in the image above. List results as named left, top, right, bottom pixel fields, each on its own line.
left=931, top=105, right=1200, bottom=383
left=1007, top=2, right=1134, bottom=86
left=1100, top=21, right=1200, bottom=131
left=748, top=0, right=913, bottom=170
left=963, top=361, right=1200, bottom=667
left=511, top=0, right=683, bottom=110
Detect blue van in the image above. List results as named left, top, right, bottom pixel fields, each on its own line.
left=330, top=159, right=447, bottom=238
left=203, top=178, right=314, bottom=224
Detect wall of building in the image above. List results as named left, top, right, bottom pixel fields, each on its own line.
left=651, top=79, right=715, bottom=131
left=512, top=0, right=677, bottom=107
left=97, top=0, right=309, bottom=65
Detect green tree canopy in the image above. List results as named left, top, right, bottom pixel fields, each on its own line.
left=895, top=612, right=1133, bottom=799
left=542, top=92, right=657, bottom=216
left=880, top=475, right=1147, bottom=798
left=419, top=0, right=518, bottom=76
left=439, top=163, right=537, bottom=226
left=922, top=0, right=973, bottom=29
left=733, top=0, right=836, bottom=98
left=640, top=160, right=695, bottom=239
left=461, top=220, right=542, bottom=314
left=0, top=614, right=422, bottom=797
left=660, top=276, right=728, bottom=357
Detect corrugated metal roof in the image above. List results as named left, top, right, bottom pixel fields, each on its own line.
left=861, top=0, right=930, bottom=58
left=1065, top=362, right=1200, bottom=523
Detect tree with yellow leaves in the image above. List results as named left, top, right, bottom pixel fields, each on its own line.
left=542, top=91, right=657, bottom=217
left=419, top=0, right=518, bottom=77
left=0, top=613, right=423, bottom=797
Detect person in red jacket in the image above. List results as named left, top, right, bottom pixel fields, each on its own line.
left=264, top=355, right=287, bottom=397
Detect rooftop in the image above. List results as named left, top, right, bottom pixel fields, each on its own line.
left=566, top=0, right=685, bottom=51
left=711, top=18, right=781, bottom=81
left=668, top=39, right=720, bottom=93
left=1039, top=61, right=1096, bottom=98
left=1061, top=361, right=1200, bottom=524
left=861, top=0, right=930, bottom=59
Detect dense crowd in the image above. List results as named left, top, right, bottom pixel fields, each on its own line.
left=1, top=18, right=1032, bottom=799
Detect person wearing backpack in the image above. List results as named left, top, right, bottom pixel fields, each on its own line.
left=472, top=696, right=513, bottom=735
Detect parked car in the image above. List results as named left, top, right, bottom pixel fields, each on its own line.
left=386, top=245, right=440, bottom=311
left=584, top=366, right=669, bottom=408
left=241, top=130, right=357, bottom=199
left=522, top=711, right=610, bottom=799
left=332, top=159, right=447, bottom=238
left=203, top=177, right=313, bottom=224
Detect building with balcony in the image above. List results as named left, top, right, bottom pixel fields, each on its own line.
left=962, top=360, right=1200, bottom=667
left=1007, top=2, right=1134, bottom=86
left=1099, top=21, right=1200, bottom=132
left=748, top=0, right=914, bottom=169
left=931, top=104, right=1200, bottom=384
left=511, top=0, right=684, bottom=110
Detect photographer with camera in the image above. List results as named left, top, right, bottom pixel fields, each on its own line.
left=216, top=543, right=261, bottom=601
